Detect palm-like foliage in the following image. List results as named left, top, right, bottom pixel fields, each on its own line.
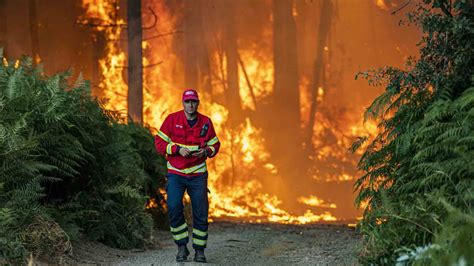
left=352, top=1, right=474, bottom=264
left=0, top=52, right=167, bottom=262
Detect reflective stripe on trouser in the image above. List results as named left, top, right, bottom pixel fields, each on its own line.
left=170, top=223, right=189, bottom=243
left=193, top=228, right=208, bottom=249
left=166, top=172, right=209, bottom=248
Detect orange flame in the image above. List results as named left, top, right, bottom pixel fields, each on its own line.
left=81, top=0, right=127, bottom=113
left=146, top=198, right=158, bottom=209
left=374, top=0, right=398, bottom=11
left=298, top=195, right=337, bottom=209
left=81, top=0, right=347, bottom=224
left=375, top=0, right=390, bottom=10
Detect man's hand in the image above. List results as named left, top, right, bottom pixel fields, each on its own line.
left=192, top=148, right=208, bottom=159
left=178, top=147, right=192, bottom=157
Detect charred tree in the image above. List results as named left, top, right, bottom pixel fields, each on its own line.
left=92, top=33, right=106, bottom=97
left=183, top=0, right=199, bottom=90
left=183, top=0, right=213, bottom=95
left=295, top=0, right=318, bottom=76
left=305, top=0, right=333, bottom=152
left=223, top=0, right=242, bottom=127
left=0, top=0, right=6, bottom=56
left=198, top=4, right=213, bottom=96
left=127, top=0, right=143, bottom=123
left=28, top=0, right=40, bottom=63
left=271, top=0, right=301, bottom=175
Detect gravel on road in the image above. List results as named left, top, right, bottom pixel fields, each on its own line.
left=68, top=222, right=361, bottom=265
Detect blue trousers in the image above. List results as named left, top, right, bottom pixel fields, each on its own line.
left=166, top=172, right=209, bottom=250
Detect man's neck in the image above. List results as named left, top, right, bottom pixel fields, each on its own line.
left=184, top=111, right=197, bottom=120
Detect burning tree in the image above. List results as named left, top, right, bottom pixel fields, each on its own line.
left=127, top=0, right=143, bottom=123
left=0, top=0, right=6, bottom=55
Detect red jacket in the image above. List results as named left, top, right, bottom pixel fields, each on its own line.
left=154, top=110, right=220, bottom=177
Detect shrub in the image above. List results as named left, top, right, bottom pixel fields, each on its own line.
left=352, top=1, right=473, bottom=264
left=0, top=51, right=167, bottom=262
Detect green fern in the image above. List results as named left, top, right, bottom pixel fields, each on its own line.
left=0, top=53, right=167, bottom=262
left=353, top=1, right=474, bottom=264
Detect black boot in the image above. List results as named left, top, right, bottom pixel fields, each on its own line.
left=176, top=245, right=190, bottom=262
left=194, top=249, right=207, bottom=263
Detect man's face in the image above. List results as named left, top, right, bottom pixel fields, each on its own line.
left=183, top=99, right=199, bottom=115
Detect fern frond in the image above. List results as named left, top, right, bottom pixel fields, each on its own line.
left=6, top=69, right=21, bottom=100
left=364, top=92, right=394, bottom=122
left=436, top=126, right=465, bottom=142
left=105, top=183, right=143, bottom=200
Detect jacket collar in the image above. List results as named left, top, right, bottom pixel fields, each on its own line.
left=179, top=110, right=200, bottom=128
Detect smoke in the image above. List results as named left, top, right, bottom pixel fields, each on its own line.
left=1, top=0, right=98, bottom=85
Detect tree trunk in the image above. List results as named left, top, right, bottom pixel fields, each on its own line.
left=224, top=0, right=241, bottom=127
left=183, top=0, right=213, bottom=95
left=305, top=0, right=333, bottom=151
left=197, top=3, right=213, bottom=96
left=92, top=34, right=106, bottom=97
left=184, top=0, right=199, bottom=90
left=28, top=0, right=40, bottom=63
left=0, top=0, right=6, bottom=57
left=295, top=0, right=317, bottom=76
left=127, top=0, right=143, bottom=124
left=271, top=0, right=301, bottom=174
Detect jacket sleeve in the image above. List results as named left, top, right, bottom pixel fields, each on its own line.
left=154, top=115, right=179, bottom=156
left=205, top=119, right=220, bottom=158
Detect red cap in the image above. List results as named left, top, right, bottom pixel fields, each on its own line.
left=182, top=89, right=199, bottom=101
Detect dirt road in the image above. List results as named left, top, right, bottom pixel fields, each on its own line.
left=69, top=222, right=360, bottom=265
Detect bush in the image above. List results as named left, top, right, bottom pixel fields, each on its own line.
left=352, top=1, right=474, bottom=264
left=0, top=52, right=167, bottom=262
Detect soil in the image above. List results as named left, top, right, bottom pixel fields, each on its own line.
left=66, top=222, right=361, bottom=265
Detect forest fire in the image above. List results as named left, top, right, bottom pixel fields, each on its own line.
left=3, top=0, right=469, bottom=264
left=80, top=0, right=127, bottom=112
left=77, top=0, right=417, bottom=224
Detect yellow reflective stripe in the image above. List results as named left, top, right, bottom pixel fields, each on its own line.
left=173, top=231, right=189, bottom=241
left=165, top=141, right=199, bottom=152
left=170, top=223, right=187, bottom=232
left=207, top=136, right=219, bottom=146
left=193, top=228, right=207, bottom=237
left=167, top=162, right=207, bottom=174
left=164, top=140, right=200, bottom=153
left=173, top=143, right=200, bottom=151
left=157, top=131, right=171, bottom=142
left=187, top=162, right=206, bottom=173
left=166, top=143, right=173, bottom=155
left=209, top=146, right=216, bottom=157
left=193, top=238, right=206, bottom=246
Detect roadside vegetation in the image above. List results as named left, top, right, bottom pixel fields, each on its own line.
left=352, top=0, right=473, bottom=264
left=0, top=52, right=167, bottom=263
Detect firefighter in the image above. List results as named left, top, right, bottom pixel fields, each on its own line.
left=154, top=89, right=220, bottom=263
